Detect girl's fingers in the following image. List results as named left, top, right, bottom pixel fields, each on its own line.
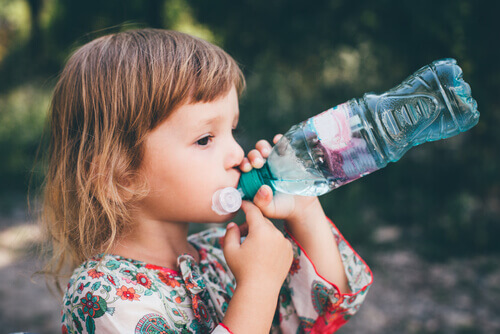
left=273, top=134, right=283, bottom=145
left=240, top=201, right=268, bottom=230
left=247, top=149, right=265, bottom=169
left=255, top=140, right=272, bottom=158
left=253, top=185, right=274, bottom=212
left=239, top=157, right=252, bottom=172
left=223, top=222, right=241, bottom=252
left=240, top=136, right=282, bottom=173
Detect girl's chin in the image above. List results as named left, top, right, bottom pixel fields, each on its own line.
left=207, top=210, right=239, bottom=223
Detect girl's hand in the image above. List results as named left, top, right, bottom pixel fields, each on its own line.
left=240, top=134, right=321, bottom=222
left=223, top=200, right=293, bottom=289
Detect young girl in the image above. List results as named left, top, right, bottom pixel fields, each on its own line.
left=42, top=29, right=372, bottom=333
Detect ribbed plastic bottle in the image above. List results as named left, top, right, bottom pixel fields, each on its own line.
left=212, top=58, right=479, bottom=215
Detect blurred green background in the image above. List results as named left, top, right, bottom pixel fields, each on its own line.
left=0, top=0, right=499, bottom=332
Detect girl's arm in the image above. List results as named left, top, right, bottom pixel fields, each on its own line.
left=222, top=201, right=293, bottom=333
left=221, top=280, right=280, bottom=333
left=283, top=196, right=350, bottom=293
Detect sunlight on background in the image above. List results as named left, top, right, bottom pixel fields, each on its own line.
left=0, top=223, right=40, bottom=268
left=322, top=43, right=380, bottom=89
left=163, top=0, right=221, bottom=45
left=0, top=0, right=31, bottom=61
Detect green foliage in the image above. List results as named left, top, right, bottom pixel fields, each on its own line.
left=0, top=84, right=49, bottom=190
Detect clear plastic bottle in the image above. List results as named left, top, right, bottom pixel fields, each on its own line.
left=212, top=58, right=479, bottom=214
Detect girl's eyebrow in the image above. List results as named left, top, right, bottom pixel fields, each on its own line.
left=195, top=110, right=239, bottom=129
left=196, top=115, right=221, bottom=128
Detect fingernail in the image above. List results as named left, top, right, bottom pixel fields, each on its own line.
left=254, top=157, right=264, bottom=167
left=227, top=222, right=236, bottom=229
left=262, top=147, right=270, bottom=156
left=258, top=187, right=267, bottom=196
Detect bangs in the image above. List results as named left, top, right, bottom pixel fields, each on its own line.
left=129, top=29, right=246, bottom=130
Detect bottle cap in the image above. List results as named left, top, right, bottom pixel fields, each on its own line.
left=211, top=187, right=243, bottom=215
left=238, top=168, right=263, bottom=200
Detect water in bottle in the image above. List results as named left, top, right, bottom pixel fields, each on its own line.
left=212, top=58, right=479, bottom=214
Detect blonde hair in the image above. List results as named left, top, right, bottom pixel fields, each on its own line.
left=41, top=29, right=245, bottom=290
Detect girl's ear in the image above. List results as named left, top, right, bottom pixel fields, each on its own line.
left=91, top=153, right=149, bottom=205
left=112, top=160, right=149, bottom=205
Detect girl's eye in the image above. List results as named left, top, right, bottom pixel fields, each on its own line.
left=196, top=135, right=213, bottom=146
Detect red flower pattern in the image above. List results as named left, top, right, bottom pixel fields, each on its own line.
left=106, top=275, right=117, bottom=286
left=198, top=248, right=208, bottom=261
left=88, top=269, right=104, bottom=279
left=116, top=285, right=140, bottom=301
left=290, top=257, right=301, bottom=275
left=80, top=292, right=103, bottom=317
left=158, top=271, right=181, bottom=288
left=192, top=294, right=210, bottom=323
left=136, top=273, right=152, bottom=289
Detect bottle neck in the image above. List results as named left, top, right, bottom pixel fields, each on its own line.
left=238, top=163, right=274, bottom=200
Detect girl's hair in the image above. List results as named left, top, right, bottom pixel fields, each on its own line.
left=41, top=29, right=245, bottom=289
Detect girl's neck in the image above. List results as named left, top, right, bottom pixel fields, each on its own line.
left=110, top=216, right=199, bottom=270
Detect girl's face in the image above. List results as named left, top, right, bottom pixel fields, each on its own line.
left=137, top=86, right=244, bottom=224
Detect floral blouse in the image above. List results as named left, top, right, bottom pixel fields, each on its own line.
left=62, top=220, right=372, bottom=333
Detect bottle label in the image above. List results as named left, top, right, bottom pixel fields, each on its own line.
left=312, top=103, right=352, bottom=151
left=309, top=102, right=379, bottom=182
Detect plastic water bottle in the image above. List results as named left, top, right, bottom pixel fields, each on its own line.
left=212, top=58, right=479, bottom=215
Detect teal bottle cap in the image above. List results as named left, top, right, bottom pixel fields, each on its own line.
left=238, top=168, right=265, bottom=200
left=238, top=163, right=276, bottom=200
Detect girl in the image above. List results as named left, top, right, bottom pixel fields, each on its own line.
left=42, top=29, right=372, bottom=333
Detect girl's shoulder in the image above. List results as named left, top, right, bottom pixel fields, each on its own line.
left=62, top=254, right=180, bottom=331
left=64, top=254, right=160, bottom=300
left=65, top=252, right=191, bottom=290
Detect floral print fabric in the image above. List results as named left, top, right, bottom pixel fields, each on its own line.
left=62, top=220, right=372, bottom=333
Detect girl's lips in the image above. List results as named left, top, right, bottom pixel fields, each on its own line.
left=232, top=171, right=242, bottom=188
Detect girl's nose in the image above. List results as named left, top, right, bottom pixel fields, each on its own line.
left=225, top=137, right=245, bottom=169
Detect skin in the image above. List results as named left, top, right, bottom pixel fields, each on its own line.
left=112, top=86, right=349, bottom=333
